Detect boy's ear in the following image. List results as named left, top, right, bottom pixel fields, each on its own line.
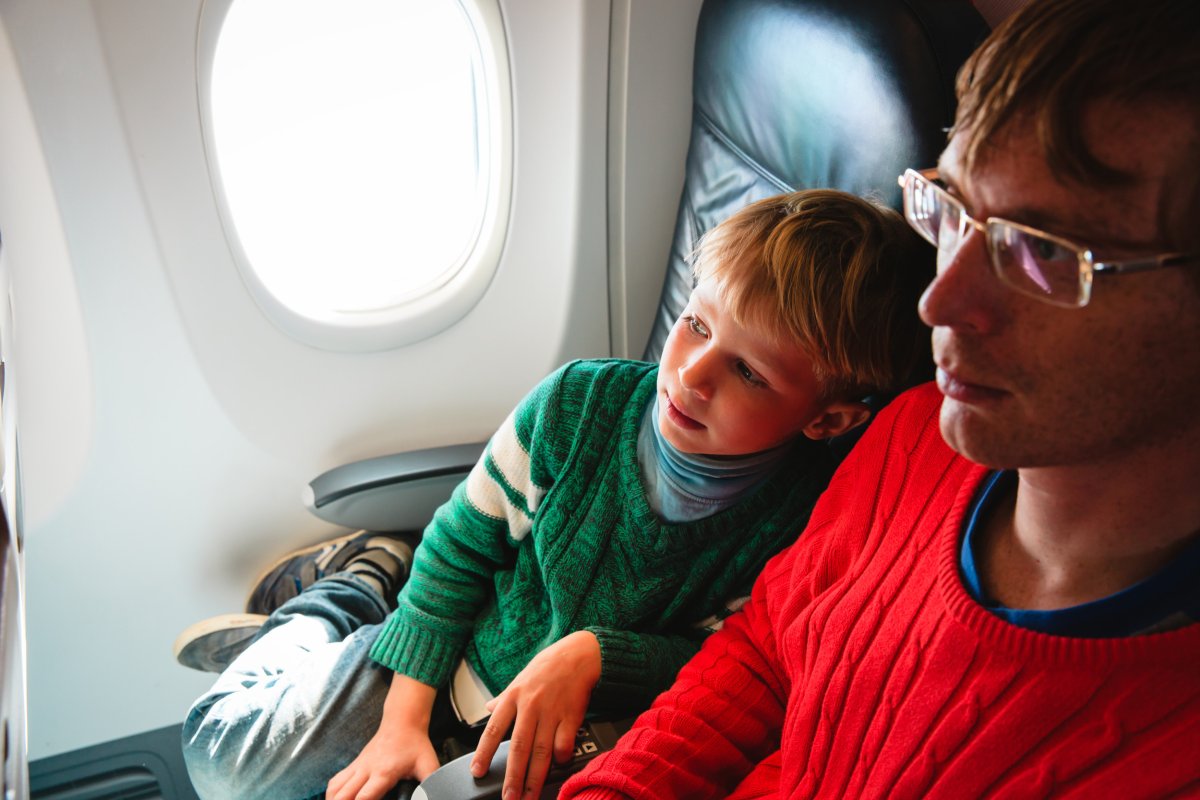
left=800, top=400, right=871, bottom=440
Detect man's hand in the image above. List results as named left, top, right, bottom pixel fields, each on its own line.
left=327, top=672, right=440, bottom=800
left=326, top=723, right=439, bottom=800
left=469, top=630, right=602, bottom=800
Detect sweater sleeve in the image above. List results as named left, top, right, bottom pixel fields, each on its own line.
left=584, top=627, right=707, bottom=714
left=585, top=588, right=754, bottom=714
left=369, top=366, right=570, bottom=686
left=368, top=477, right=511, bottom=686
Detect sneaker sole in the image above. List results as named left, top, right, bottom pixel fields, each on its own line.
left=173, top=612, right=269, bottom=672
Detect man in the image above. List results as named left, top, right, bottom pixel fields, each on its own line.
left=561, top=0, right=1200, bottom=796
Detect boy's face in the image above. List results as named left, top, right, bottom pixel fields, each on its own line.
left=657, top=281, right=828, bottom=456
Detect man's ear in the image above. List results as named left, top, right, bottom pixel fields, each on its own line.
left=800, top=400, right=871, bottom=440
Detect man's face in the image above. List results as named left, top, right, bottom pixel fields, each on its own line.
left=919, top=103, right=1200, bottom=469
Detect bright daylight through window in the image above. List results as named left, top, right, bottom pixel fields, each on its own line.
left=209, top=0, right=492, bottom=325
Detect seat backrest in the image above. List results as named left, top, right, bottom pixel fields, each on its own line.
left=643, top=0, right=990, bottom=363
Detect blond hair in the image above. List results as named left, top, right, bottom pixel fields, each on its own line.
left=692, top=189, right=930, bottom=400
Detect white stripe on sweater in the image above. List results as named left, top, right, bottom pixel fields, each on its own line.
left=465, top=409, right=545, bottom=541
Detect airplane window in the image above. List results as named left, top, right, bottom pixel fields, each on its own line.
left=202, top=0, right=511, bottom=349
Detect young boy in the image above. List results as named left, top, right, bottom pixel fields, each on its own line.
left=177, top=189, right=930, bottom=800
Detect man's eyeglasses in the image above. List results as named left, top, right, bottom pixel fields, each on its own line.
left=897, top=168, right=1197, bottom=308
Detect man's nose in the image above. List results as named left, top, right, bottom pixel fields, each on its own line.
left=918, top=225, right=1007, bottom=335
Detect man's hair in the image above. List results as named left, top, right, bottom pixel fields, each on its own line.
left=952, top=0, right=1200, bottom=249
left=692, top=189, right=931, bottom=401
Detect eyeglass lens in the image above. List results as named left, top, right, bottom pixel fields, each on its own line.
left=987, top=225, right=1084, bottom=304
left=904, top=172, right=1086, bottom=307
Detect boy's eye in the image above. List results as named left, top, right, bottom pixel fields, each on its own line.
left=686, top=316, right=709, bottom=337
left=736, top=361, right=763, bottom=385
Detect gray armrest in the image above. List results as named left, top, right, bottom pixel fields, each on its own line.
left=412, top=720, right=632, bottom=800
left=304, top=443, right=485, bottom=532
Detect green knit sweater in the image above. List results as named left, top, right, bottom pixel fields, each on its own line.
left=369, top=359, right=834, bottom=712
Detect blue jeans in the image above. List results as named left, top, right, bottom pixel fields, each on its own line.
left=181, top=575, right=394, bottom=800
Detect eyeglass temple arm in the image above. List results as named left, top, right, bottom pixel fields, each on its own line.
left=1091, top=252, right=1198, bottom=274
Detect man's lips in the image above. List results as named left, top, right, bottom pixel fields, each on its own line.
left=664, top=394, right=704, bottom=429
left=936, top=367, right=1008, bottom=404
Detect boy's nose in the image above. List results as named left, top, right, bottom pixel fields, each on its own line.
left=678, top=352, right=715, bottom=400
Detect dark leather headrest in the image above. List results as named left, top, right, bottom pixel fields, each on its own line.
left=643, top=0, right=988, bottom=361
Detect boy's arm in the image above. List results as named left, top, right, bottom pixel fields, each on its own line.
left=583, top=598, right=744, bottom=715
left=559, top=557, right=793, bottom=800
left=326, top=673, right=439, bottom=800
left=469, top=630, right=603, bottom=799
left=368, top=472, right=515, bottom=685
left=465, top=610, right=733, bottom=799
left=464, top=579, right=787, bottom=800
left=342, top=364, right=566, bottom=799
left=369, top=366, right=571, bottom=687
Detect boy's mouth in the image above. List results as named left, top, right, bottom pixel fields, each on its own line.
left=664, top=394, right=704, bottom=430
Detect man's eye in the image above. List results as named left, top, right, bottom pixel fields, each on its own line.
left=686, top=316, right=709, bottom=337
left=1029, top=236, right=1073, bottom=262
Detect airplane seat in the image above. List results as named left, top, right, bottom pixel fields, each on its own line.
left=308, top=1, right=989, bottom=798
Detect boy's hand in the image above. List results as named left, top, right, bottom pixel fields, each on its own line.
left=469, top=630, right=602, bottom=800
left=327, top=672, right=440, bottom=800
left=326, top=723, right=439, bottom=800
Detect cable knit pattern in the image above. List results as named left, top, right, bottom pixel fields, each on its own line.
left=562, top=383, right=1200, bottom=799
left=369, top=359, right=834, bottom=711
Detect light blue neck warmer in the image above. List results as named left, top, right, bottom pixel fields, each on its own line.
left=637, top=397, right=796, bottom=523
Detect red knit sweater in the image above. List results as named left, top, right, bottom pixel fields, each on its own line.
left=561, top=384, right=1200, bottom=799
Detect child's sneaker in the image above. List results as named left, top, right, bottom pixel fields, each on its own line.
left=245, top=530, right=416, bottom=615
left=173, top=613, right=268, bottom=672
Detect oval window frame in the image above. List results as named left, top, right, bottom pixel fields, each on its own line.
left=196, top=0, right=513, bottom=352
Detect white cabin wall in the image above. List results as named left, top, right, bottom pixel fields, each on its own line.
left=0, top=0, right=704, bottom=761
left=0, top=12, right=92, bottom=534
left=607, top=0, right=704, bottom=359
left=3, top=0, right=321, bottom=759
